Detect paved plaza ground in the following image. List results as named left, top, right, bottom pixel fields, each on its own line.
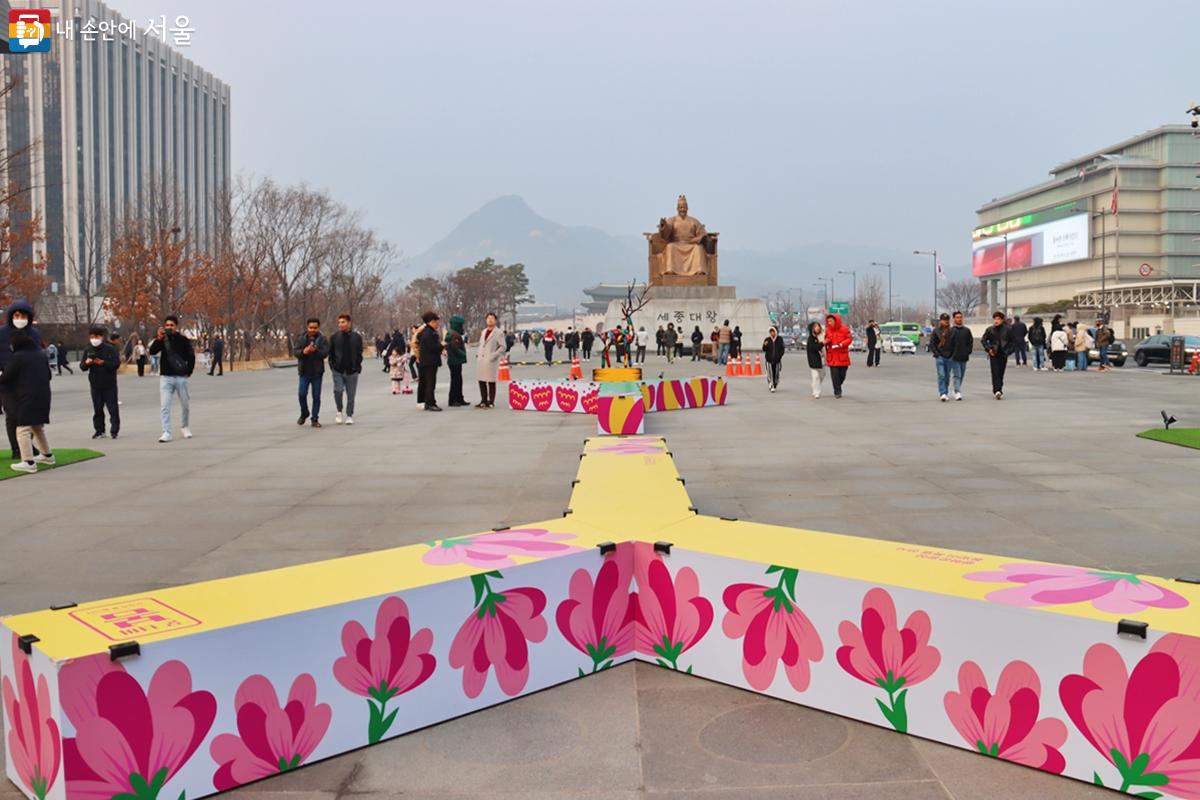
left=2, top=350, right=1198, bottom=799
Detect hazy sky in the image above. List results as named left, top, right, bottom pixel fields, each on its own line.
left=115, top=0, right=1198, bottom=272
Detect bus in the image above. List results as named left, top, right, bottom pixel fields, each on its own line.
left=879, top=321, right=921, bottom=344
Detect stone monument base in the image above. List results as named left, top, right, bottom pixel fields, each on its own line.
left=604, top=286, right=772, bottom=355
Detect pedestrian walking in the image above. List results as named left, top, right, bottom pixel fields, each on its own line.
left=762, top=326, right=785, bottom=392
left=731, top=325, right=743, bottom=360
left=581, top=327, right=594, bottom=361
left=81, top=324, right=121, bottom=438
left=294, top=317, right=329, bottom=427
left=135, top=339, right=148, bottom=377
left=981, top=311, right=1012, bottom=399
left=542, top=328, right=556, bottom=365
left=417, top=311, right=444, bottom=411
left=445, top=315, right=468, bottom=407
left=0, top=332, right=54, bottom=473
left=476, top=312, right=505, bottom=408
left=388, top=347, right=412, bottom=395
left=521, top=331, right=531, bottom=354
left=824, top=313, right=851, bottom=398
left=805, top=321, right=826, bottom=398
left=614, top=328, right=628, bottom=366
left=1028, top=317, right=1047, bottom=371
left=1095, top=322, right=1114, bottom=371
left=717, top=320, right=732, bottom=365
left=866, top=320, right=880, bottom=367
left=1, top=302, right=45, bottom=460
left=1009, top=316, right=1028, bottom=367
left=690, top=326, right=703, bottom=361
left=208, top=334, right=225, bottom=375
left=46, top=342, right=58, bottom=373
left=1073, top=323, right=1093, bottom=371
left=930, top=313, right=954, bottom=401
left=148, top=314, right=195, bottom=442
left=328, top=313, right=363, bottom=424
left=565, top=328, right=580, bottom=362
left=655, top=325, right=666, bottom=357
left=948, top=311, right=973, bottom=399
left=54, top=341, right=73, bottom=375
left=636, top=326, right=649, bottom=364
left=1049, top=325, right=1069, bottom=371
left=664, top=323, right=678, bottom=364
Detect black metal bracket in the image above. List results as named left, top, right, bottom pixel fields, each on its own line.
left=50, top=601, right=78, bottom=611
left=109, top=641, right=141, bottom=661
left=676, top=477, right=686, bottom=485
left=719, top=516, right=739, bottom=522
left=1117, top=619, right=1148, bottom=640
left=571, top=479, right=580, bottom=486
left=688, top=506, right=698, bottom=514
left=562, top=508, right=573, bottom=517
left=598, top=541, right=616, bottom=555
left=653, top=541, right=672, bottom=555
left=491, top=525, right=510, bottom=532
left=1175, top=576, right=1200, bottom=585
left=17, top=634, right=39, bottom=654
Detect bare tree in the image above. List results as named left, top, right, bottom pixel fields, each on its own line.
left=854, top=275, right=886, bottom=326
left=937, top=279, right=984, bottom=316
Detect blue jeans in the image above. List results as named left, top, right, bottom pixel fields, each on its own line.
left=935, top=356, right=953, bottom=395
left=1031, top=345, right=1046, bottom=370
left=159, top=376, right=190, bottom=433
left=299, top=374, right=323, bottom=420
left=1076, top=352, right=1088, bottom=371
left=719, top=343, right=730, bottom=364
left=950, top=359, right=966, bottom=392
left=1099, top=345, right=1110, bottom=367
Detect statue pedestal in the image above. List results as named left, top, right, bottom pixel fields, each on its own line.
left=603, top=286, right=772, bottom=355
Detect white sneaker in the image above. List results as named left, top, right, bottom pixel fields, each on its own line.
left=939, top=394, right=947, bottom=402
left=994, top=391, right=1003, bottom=400
left=345, top=416, right=354, bottom=425
left=770, top=386, right=775, bottom=393
left=954, top=392, right=963, bottom=401
left=10, top=461, right=36, bottom=474
left=335, top=413, right=343, bottom=424
left=182, top=428, right=193, bottom=439
left=33, top=454, right=55, bottom=465
left=159, top=432, right=173, bottom=443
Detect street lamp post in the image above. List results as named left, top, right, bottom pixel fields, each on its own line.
left=913, top=249, right=938, bottom=322
left=812, top=282, right=828, bottom=309
left=838, top=270, right=857, bottom=323
left=818, top=276, right=835, bottom=307
left=870, top=261, right=892, bottom=321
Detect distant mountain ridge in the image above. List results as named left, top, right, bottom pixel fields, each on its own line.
left=403, top=195, right=964, bottom=308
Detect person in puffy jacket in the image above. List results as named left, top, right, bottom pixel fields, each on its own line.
left=823, top=313, right=851, bottom=398
left=0, top=332, right=54, bottom=473
left=762, top=326, right=785, bottom=392
left=1027, top=317, right=1048, bottom=371
left=806, top=321, right=825, bottom=398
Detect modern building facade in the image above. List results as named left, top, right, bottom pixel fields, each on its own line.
left=974, top=125, right=1200, bottom=337
left=1, top=0, right=230, bottom=309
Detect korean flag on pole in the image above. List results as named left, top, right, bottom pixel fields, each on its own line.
left=936, top=260, right=946, bottom=281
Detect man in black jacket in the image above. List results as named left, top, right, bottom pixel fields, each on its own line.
left=930, top=313, right=955, bottom=401
left=208, top=334, right=225, bottom=375
left=1008, top=316, right=1028, bottom=368
left=948, top=311, right=973, bottom=401
left=981, top=311, right=1012, bottom=399
left=328, top=314, right=363, bottom=424
left=417, top=311, right=444, bottom=411
left=295, top=317, right=330, bottom=428
left=762, top=327, right=785, bottom=392
left=81, top=324, right=121, bottom=439
left=148, top=314, right=196, bottom=442
left=580, top=328, right=594, bottom=361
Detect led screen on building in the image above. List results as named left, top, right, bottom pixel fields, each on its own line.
left=972, top=204, right=1089, bottom=277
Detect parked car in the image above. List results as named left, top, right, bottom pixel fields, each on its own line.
left=1133, top=334, right=1200, bottom=366
left=886, top=335, right=916, bottom=354
left=1084, top=329, right=1127, bottom=367
left=850, top=335, right=867, bottom=352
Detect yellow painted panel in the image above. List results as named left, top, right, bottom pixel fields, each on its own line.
left=570, top=437, right=695, bottom=532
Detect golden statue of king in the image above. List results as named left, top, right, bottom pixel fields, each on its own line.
left=645, top=195, right=718, bottom=287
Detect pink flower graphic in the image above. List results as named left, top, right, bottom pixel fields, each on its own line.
left=60, top=657, right=215, bottom=800
left=449, top=571, right=548, bottom=698
left=1060, top=633, right=1200, bottom=797
left=211, top=673, right=332, bottom=791
left=2, top=635, right=60, bottom=800
left=632, top=542, right=713, bottom=672
left=333, top=596, right=436, bottom=743
left=591, top=437, right=666, bottom=456
left=422, top=528, right=582, bottom=568
left=965, top=562, right=1189, bottom=614
left=837, top=587, right=940, bottom=732
left=722, top=566, right=824, bottom=692
left=556, top=545, right=635, bottom=674
left=943, top=660, right=1066, bottom=773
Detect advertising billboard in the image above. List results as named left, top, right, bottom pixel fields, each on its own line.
left=972, top=204, right=1090, bottom=277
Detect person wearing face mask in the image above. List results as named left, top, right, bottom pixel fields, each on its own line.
left=0, top=300, right=44, bottom=457
left=81, top=324, right=121, bottom=439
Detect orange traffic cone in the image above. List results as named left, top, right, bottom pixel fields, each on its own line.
left=498, top=356, right=510, bottom=382
left=569, top=355, right=582, bottom=380
left=733, top=356, right=743, bottom=376
left=725, top=356, right=736, bottom=377
left=753, top=354, right=763, bottom=376
left=741, top=355, right=750, bottom=376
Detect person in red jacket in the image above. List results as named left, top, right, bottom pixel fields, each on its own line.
left=824, top=313, right=852, bottom=398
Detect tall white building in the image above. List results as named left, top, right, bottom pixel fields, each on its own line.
left=1, top=0, right=230, bottom=303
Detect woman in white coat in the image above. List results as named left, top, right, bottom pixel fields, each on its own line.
left=475, top=312, right=506, bottom=408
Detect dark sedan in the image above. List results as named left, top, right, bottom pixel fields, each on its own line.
left=1133, top=334, right=1200, bottom=366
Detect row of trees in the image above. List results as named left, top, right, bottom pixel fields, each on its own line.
left=395, top=257, right=533, bottom=333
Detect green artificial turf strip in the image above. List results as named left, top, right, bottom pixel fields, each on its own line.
left=1136, top=428, right=1200, bottom=450
left=0, top=448, right=105, bottom=479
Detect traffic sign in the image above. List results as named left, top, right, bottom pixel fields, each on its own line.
left=828, top=301, right=850, bottom=315
left=1139, top=263, right=1153, bottom=277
